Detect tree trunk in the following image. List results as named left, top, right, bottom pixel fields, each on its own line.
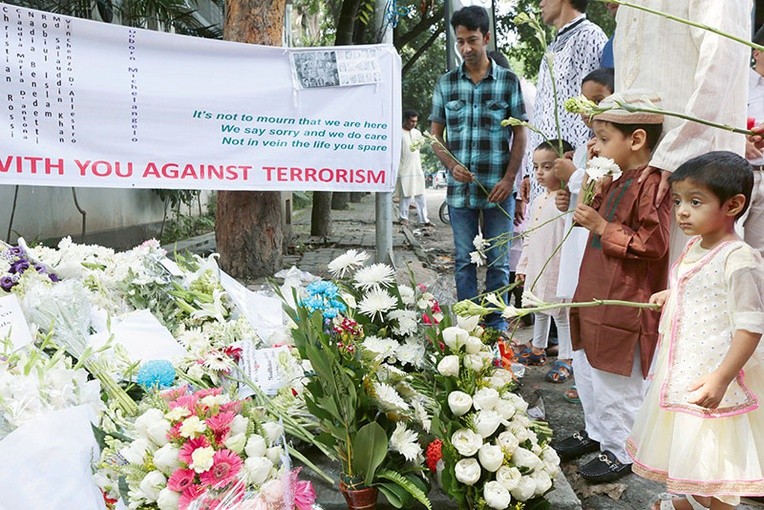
left=311, top=191, right=333, bottom=236
left=216, top=0, right=285, bottom=279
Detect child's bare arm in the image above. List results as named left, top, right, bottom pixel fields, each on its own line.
left=687, top=329, right=762, bottom=409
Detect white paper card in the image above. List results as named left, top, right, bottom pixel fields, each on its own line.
left=160, top=257, right=185, bottom=277
left=0, top=405, right=107, bottom=510
left=0, top=294, right=34, bottom=350
left=217, top=267, right=286, bottom=344
left=238, top=343, right=290, bottom=398
left=90, top=309, right=185, bottom=363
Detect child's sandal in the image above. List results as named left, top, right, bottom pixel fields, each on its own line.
left=563, top=385, right=580, bottom=404
left=517, top=346, right=547, bottom=366
left=545, top=360, right=573, bottom=383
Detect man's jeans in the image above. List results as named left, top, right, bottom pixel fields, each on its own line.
left=449, top=199, right=514, bottom=331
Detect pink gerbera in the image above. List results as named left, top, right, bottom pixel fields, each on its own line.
left=178, top=436, right=211, bottom=464
left=205, top=411, right=235, bottom=436
left=167, top=468, right=197, bottom=493
left=194, top=387, right=223, bottom=399
left=199, top=449, right=243, bottom=488
left=169, top=394, right=199, bottom=412
left=219, top=400, right=243, bottom=415
left=178, top=484, right=206, bottom=510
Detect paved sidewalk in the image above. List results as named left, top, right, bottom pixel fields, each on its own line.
left=280, top=192, right=764, bottom=510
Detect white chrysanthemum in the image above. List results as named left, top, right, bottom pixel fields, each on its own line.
left=328, top=249, right=370, bottom=278
left=373, top=381, right=410, bottom=412
left=473, top=232, right=490, bottom=251
left=353, top=263, right=396, bottom=291
left=390, top=422, right=422, bottom=462
left=358, top=288, right=397, bottom=320
left=398, top=284, right=416, bottom=306
left=361, top=335, right=399, bottom=358
left=470, top=251, right=486, bottom=267
left=388, top=309, right=418, bottom=336
left=396, top=337, right=426, bottom=367
left=585, top=156, right=622, bottom=182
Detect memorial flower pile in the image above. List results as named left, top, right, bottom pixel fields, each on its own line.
left=0, top=242, right=58, bottom=292
left=429, top=315, right=560, bottom=510
left=96, top=386, right=313, bottom=510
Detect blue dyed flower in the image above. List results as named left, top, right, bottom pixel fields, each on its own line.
left=306, top=280, right=339, bottom=298
left=136, top=360, right=176, bottom=390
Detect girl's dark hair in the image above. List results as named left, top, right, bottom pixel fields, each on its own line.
left=582, top=67, right=614, bottom=93
left=535, top=139, right=574, bottom=154
left=451, top=6, right=490, bottom=35
left=670, top=151, right=754, bottom=219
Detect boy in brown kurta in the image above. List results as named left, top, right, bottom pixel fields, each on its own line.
left=553, top=91, right=671, bottom=484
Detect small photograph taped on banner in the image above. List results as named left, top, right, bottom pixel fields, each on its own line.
left=291, top=47, right=382, bottom=89
left=292, top=50, right=341, bottom=89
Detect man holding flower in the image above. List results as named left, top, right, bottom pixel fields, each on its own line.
left=429, top=5, right=527, bottom=333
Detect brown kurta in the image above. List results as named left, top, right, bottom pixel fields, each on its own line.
left=570, top=166, right=671, bottom=377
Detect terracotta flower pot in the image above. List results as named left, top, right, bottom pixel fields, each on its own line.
left=339, top=481, right=378, bottom=510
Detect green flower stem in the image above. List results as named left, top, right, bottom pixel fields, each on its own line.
left=515, top=298, right=660, bottom=316
left=596, top=0, right=764, bottom=52
left=613, top=102, right=754, bottom=136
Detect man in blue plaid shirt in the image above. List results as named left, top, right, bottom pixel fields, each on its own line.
left=429, top=5, right=527, bottom=332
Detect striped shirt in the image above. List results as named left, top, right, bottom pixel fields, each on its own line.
left=430, top=60, right=526, bottom=209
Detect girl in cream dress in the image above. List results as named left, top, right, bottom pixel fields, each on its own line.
left=627, top=152, right=764, bottom=510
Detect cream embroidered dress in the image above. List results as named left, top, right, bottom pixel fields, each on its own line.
left=627, top=238, right=764, bottom=503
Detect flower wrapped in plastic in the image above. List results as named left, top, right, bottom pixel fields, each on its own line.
left=96, top=385, right=314, bottom=510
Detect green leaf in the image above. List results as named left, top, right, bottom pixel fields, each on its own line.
left=376, top=469, right=432, bottom=510
left=352, top=422, right=388, bottom=486
left=376, top=481, right=406, bottom=508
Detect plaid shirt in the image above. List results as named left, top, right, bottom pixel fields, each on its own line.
left=430, top=60, right=526, bottom=209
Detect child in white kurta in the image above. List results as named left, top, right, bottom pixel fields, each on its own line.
left=627, top=152, right=764, bottom=509
left=516, top=140, right=574, bottom=381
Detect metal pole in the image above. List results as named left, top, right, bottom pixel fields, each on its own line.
left=375, top=0, right=394, bottom=265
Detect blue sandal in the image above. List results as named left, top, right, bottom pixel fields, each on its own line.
left=517, top=346, right=547, bottom=366
left=545, top=360, right=573, bottom=383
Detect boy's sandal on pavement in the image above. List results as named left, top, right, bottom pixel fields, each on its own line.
left=653, top=494, right=709, bottom=510
left=517, top=346, right=547, bottom=366
left=563, top=385, right=581, bottom=404
left=545, top=360, right=573, bottom=383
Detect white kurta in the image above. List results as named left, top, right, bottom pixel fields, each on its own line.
left=399, top=128, right=426, bottom=198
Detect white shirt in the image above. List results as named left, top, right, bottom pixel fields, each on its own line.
left=614, top=1, right=751, bottom=172
left=748, top=67, right=764, bottom=165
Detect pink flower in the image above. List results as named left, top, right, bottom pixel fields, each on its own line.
left=161, top=385, right=190, bottom=404
left=167, top=421, right=183, bottom=442
left=167, top=468, right=196, bottom=493
left=199, top=449, right=243, bottom=488
left=206, top=411, right=235, bottom=436
left=293, top=480, right=316, bottom=510
left=178, top=484, right=205, bottom=510
left=170, top=394, right=199, bottom=412
left=219, top=400, right=243, bottom=415
left=178, top=436, right=211, bottom=464
left=194, top=388, right=223, bottom=399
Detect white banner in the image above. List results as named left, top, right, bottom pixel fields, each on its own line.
left=0, top=4, right=401, bottom=191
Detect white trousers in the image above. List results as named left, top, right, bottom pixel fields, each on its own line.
left=531, top=310, right=572, bottom=360
left=399, top=194, right=429, bottom=224
left=572, top=348, right=648, bottom=464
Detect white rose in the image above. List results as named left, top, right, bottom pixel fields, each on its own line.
left=496, top=431, right=520, bottom=453
left=513, top=414, right=532, bottom=428
left=451, top=428, right=483, bottom=457
left=261, top=421, right=284, bottom=446
left=464, top=354, right=486, bottom=371
left=147, top=419, right=171, bottom=447
left=135, top=409, right=165, bottom=437
left=138, top=470, right=166, bottom=503
left=230, top=414, right=249, bottom=436
left=454, top=458, right=481, bottom=486
left=448, top=391, right=473, bottom=416
left=120, top=438, right=149, bottom=465
left=494, top=400, right=516, bottom=421
left=225, top=432, right=247, bottom=454
left=483, top=480, right=512, bottom=510
left=532, top=469, right=553, bottom=496
left=156, top=487, right=180, bottom=510
left=496, top=466, right=522, bottom=491
left=504, top=393, right=529, bottom=413
left=491, top=369, right=514, bottom=387
left=152, top=444, right=181, bottom=474
left=478, top=443, right=504, bottom=472
left=442, top=327, right=469, bottom=350
left=464, top=336, right=483, bottom=355
left=508, top=421, right=530, bottom=443
left=437, top=355, right=460, bottom=377
left=245, top=456, right=274, bottom=486
left=541, top=447, right=561, bottom=476
left=512, top=447, right=542, bottom=471
left=456, top=314, right=481, bottom=333
left=266, top=446, right=283, bottom=464
left=473, top=388, right=499, bottom=411
left=510, top=475, right=537, bottom=502
left=245, top=434, right=267, bottom=458
left=474, top=410, right=502, bottom=438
